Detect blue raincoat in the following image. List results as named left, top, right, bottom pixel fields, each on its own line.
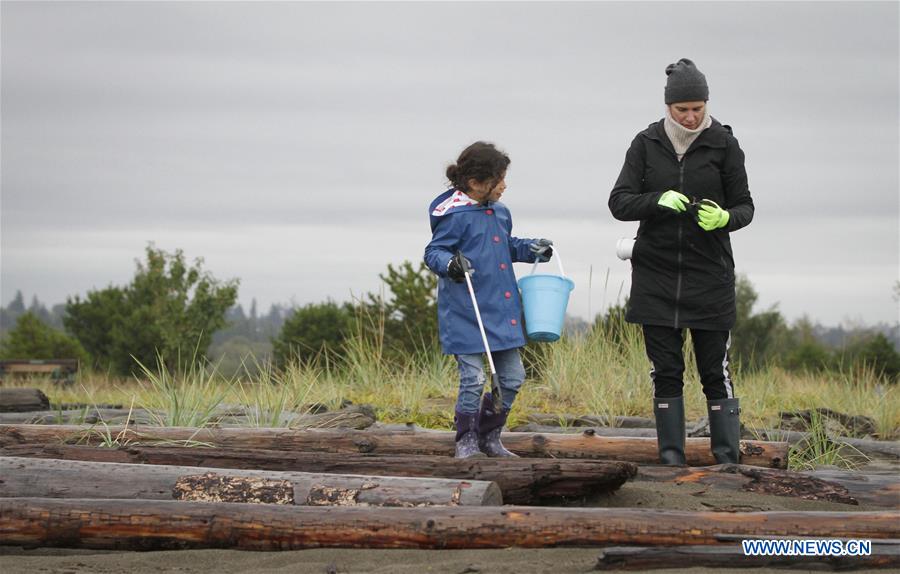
left=424, top=189, right=538, bottom=355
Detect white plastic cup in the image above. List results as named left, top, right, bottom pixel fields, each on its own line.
left=616, top=238, right=635, bottom=260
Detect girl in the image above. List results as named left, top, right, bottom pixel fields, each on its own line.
left=425, top=141, right=552, bottom=458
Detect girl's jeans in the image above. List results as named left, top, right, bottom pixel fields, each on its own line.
left=455, top=349, right=526, bottom=414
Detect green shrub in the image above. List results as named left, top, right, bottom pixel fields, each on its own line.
left=64, top=244, right=238, bottom=375
left=0, top=312, right=88, bottom=363
left=272, top=301, right=354, bottom=367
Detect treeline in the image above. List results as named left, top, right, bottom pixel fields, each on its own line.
left=1, top=244, right=898, bottom=382
left=0, top=245, right=438, bottom=377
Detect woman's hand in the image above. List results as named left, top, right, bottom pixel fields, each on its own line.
left=658, top=190, right=690, bottom=212
left=697, top=199, right=730, bottom=231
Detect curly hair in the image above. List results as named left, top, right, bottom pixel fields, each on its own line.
left=446, top=141, right=510, bottom=192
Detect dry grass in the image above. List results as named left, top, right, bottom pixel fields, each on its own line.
left=5, top=324, right=897, bottom=442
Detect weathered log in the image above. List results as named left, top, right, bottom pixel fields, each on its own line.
left=526, top=414, right=656, bottom=428
left=0, top=443, right=635, bottom=504
left=210, top=404, right=377, bottom=429
left=1, top=498, right=896, bottom=550
left=838, top=437, right=900, bottom=458
left=594, top=544, right=900, bottom=570
left=511, top=423, right=659, bottom=437
left=0, top=424, right=789, bottom=467
left=637, top=464, right=899, bottom=508
left=0, top=388, right=50, bottom=412
left=0, top=408, right=157, bottom=425
left=0, top=404, right=380, bottom=429
left=514, top=420, right=721, bottom=438
left=806, top=469, right=900, bottom=509
left=779, top=408, right=879, bottom=437
left=0, top=456, right=501, bottom=507
left=759, top=428, right=900, bottom=459
left=0, top=405, right=374, bottom=428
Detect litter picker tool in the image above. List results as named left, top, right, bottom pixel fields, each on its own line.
left=457, top=250, right=504, bottom=412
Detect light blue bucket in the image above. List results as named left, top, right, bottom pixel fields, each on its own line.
left=517, top=249, right=575, bottom=342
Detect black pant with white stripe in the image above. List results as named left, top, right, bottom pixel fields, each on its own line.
left=642, top=325, right=734, bottom=400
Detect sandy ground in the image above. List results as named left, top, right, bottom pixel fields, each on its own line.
left=2, top=479, right=895, bottom=573
left=1, top=547, right=894, bottom=574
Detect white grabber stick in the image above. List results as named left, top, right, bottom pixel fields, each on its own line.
left=457, top=250, right=503, bottom=412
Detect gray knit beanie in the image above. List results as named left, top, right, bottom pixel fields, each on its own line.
left=664, top=58, right=709, bottom=104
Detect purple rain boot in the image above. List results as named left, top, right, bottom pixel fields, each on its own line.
left=477, top=394, right=518, bottom=458
left=454, top=410, right=486, bottom=459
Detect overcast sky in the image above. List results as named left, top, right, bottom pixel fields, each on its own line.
left=2, top=1, right=898, bottom=327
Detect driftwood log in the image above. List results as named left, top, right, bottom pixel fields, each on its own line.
left=525, top=414, right=656, bottom=428
left=0, top=456, right=501, bottom=507
left=1, top=498, right=896, bottom=550
left=637, top=464, right=900, bottom=507
left=0, top=424, right=789, bottom=467
left=210, top=404, right=377, bottom=429
left=594, top=544, right=900, bottom=571
left=0, top=408, right=157, bottom=425
left=0, top=443, right=635, bottom=504
left=805, top=469, right=900, bottom=509
left=758, top=428, right=900, bottom=460
left=514, top=419, right=720, bottom=438
left=511, top=424, right=658, bottom=437
left=0, top=388, right=50, bottom=412
left=0, top=404, right=377, bottom=429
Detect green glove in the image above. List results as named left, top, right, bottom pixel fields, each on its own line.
left=697, top=199, right=730, bottom=231
left=658, top=190, right=689, bottom=213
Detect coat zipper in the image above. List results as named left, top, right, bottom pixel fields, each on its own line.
left=675, top=160, right=685, bottom=329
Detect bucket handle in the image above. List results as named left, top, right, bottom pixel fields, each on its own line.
left=530, top=246, right=567, bottom=277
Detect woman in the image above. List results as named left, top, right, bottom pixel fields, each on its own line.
left=608, top=59, right=754, bottom=465
left=424, top=141, right=553, bottom=458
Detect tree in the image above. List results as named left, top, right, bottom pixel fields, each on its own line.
left=63, top=286, right=128, bottom=371
left=0, top=291, right=26, bottom=336
left=64, top=245, right=239, bottom=375
left=842, top=333, right=900, bottom=383
left=0, top=312, right=88, bottom=363
left=731, top=275, right=789, bottom=371
left=272, top=301, right=354, bottom=366
left=7, top=291, right=26, bottom=315
left=782, top=317, right=832, bottom=373
left=376, top=261, right=439, bottom=355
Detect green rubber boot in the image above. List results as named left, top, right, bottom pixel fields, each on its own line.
left=708, top=398, right=741, bottom=464
left=654, top=396, right=686, bottom=465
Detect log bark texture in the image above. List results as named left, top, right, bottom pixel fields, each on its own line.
left=0, top=424, right=789, bottom=468
left=0, top=388, right=50, bottom=412
left=0, top=456, right=501, bottom=507
left=1, top=498, right=896, bottom=550
left=594, top=544, right=900, bottom=571
left=637, top=464, right=899, bottom=508
left=0, top=443, right=635, bottom=504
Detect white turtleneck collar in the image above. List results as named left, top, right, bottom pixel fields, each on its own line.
left=664, top=106, right=712, bottom=161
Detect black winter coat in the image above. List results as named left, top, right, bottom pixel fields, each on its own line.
left=609, top=118, right=754, bottom=330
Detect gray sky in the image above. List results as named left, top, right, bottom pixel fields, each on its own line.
left=2, top=1, right=898, bottom=327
